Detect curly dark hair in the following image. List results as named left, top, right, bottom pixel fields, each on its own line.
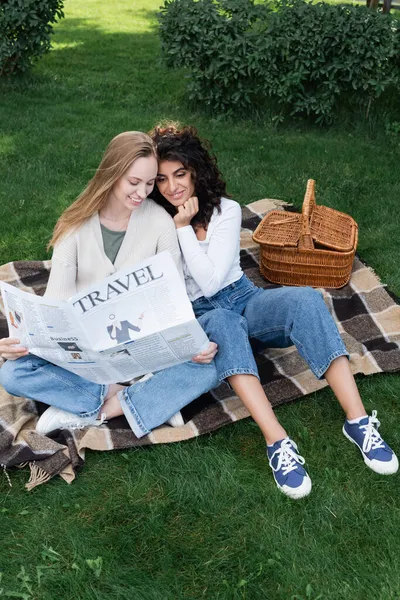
left=148, top=123, right=229, bottom=228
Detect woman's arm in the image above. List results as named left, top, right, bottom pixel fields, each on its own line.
left=154, top=211, right=218, bottom=363
left=156, top=217, right=184, bottom=281
left=45, top=233, right=78, bottom=300
left=177, top=200, right=242, bottom=297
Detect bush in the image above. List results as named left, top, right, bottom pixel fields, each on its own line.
left=158, top=0, right=400, bottom=122
left=0, top=0, right=64, bottom=77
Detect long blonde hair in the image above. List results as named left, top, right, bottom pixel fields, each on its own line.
left=48, top=131, right=156, bottom=249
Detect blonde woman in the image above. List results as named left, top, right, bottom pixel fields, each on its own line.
left=0, top=131, right=233, bottom=435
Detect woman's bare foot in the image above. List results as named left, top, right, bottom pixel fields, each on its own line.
left=100, top=393, right=124, bottom=419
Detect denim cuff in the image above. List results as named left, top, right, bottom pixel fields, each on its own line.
left=218, top=368, right=260, bottom=382
left=314, top=350, right=350, bottom=379
left=118, top=389, right=150, bottom=438
left=80, top=384, right=107, bottom=418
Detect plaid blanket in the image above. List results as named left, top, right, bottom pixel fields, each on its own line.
left=1, top=199, right=399, bottom=489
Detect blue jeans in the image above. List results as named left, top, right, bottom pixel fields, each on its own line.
left=0, top=284, right=348, bottom=439
left=0, top=354, right=107, bottom=417
left=0, top=308, right=255, bottom=437
left=192, top=275, right=349, bottom=380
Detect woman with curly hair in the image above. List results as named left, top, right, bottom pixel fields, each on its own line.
left=149, top=122, right=398, bottom=499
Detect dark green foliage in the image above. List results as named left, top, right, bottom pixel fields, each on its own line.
left=0, top=0, right=64, bottom=76
left=158, top=0, right=400, bottom=122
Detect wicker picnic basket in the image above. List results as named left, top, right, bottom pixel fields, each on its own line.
left=252, top=179, right=358, bottom=288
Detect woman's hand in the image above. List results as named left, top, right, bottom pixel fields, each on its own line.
left=0, top=337, right=28, bottom=360
left=191, top=341, right=218, bottom=364
left=173, top=196, right=199, bottom=229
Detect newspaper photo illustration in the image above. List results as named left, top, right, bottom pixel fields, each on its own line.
left=106, top=312, right=144, bottom=344
left=0, top=251, right=209, bottom=384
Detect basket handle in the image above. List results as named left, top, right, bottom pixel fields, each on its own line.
left=298, top=179, right=316, bottom=250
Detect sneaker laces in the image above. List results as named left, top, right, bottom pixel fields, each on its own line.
left=59, top=412, right=107, bottom=430
left=269, top=438, right=305, bottom=476
left=360, top=410, right=385, bottom=453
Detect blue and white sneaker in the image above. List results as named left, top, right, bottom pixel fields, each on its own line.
left=267, top=437, right=312, bottom=499
left=343, top=410, right=398, bottom=475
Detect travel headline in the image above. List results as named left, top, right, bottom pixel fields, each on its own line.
left=72, top=264, right=163, bottom=315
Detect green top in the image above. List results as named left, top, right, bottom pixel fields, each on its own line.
left=100, top=224, right=126, bottom=264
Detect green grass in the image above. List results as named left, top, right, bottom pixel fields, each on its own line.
left=1, top=1, right=400, bottom=599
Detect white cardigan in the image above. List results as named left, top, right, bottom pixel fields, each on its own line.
left=177, top=198, right=243, bottom=301
left=45, top=199, right=183, bottom=301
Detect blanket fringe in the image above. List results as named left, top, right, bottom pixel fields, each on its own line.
left=1, top=463, right=12, bottom=488
left=25, top=462, right=51, bottom=491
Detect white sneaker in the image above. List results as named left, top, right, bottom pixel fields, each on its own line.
left=36, top=406, right=106, bottom=435
left=167, top=411, right=185, bottom=427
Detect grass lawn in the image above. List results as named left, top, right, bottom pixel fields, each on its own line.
left=1, top=1, right=400, bottom=598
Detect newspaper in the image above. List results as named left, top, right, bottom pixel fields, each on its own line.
left=0, top=251, right=209, bottom=384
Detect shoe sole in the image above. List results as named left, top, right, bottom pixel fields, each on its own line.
left=342, top=426, right=399, bottom=475
left=274, top=475, right=312, bottom=500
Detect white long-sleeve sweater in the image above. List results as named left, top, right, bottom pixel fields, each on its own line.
left=177, top=197, right=243, bottom=301
left=45, top=199, right=183, bottom=301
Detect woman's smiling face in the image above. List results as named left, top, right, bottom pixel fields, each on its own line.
left=111, top=155, right=158, bottom=211
left=156, top=160, right=196, bottom=207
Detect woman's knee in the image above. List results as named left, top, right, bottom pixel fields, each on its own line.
left=0, top=359, right=21, bottom=395
left=292, top=287, right=336, bottom=336
left=199, top=308, right=248, bottom=338
left=0, top=355, right=36, bottom=396
left=296, top=287, right=324, bottom=310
